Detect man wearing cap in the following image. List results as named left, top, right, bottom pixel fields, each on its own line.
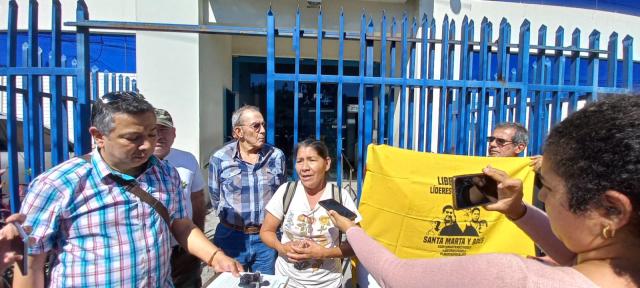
left=154, top=108, right=207, bottom=287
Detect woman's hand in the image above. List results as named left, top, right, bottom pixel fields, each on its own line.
left=279, top=241, right=300, bottom=255
left=328, top=210, right=357, bottom=232
left=482, top=166, right=527, bottom=220
left=286, top=239, right=325, bottom=262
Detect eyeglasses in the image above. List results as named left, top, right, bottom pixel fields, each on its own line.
left=239, top=121, right=266, bottom=132
left=487, top=136, right=514, bottom=146
left=99, top=91, right=145, bottom=104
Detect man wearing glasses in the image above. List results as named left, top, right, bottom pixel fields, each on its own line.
left=209, top=105, right=286, bottom=274
left=14, top=92, right=241, bottom=288
left=487, top=122, right=529, bottom=157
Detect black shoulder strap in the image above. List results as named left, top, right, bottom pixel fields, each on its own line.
left=332, top=183, right=341, bottom=204
left=78, top=154, right=172, bottom=228
left=283, top=181, right=297, bottom=216
left=332, top=183, right=344, bottom=247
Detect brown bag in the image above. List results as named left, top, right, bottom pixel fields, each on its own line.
left=80, top=154, right=171, bottom=227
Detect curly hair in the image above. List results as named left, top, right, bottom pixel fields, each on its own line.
left=544, top=95, right=640, bottom=220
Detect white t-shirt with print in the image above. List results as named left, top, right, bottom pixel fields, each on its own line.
left=265, top=181, right=362, bottom=288
left=165, top=148, right=206, bottom=219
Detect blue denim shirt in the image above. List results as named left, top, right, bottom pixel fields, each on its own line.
left=208, top=141, right=286, bottom=226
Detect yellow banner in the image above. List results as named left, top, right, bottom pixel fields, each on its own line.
left=359, top=145, right=536, bottom=258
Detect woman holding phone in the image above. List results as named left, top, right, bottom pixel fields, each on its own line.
left=260, top=139, right=361, bottom=288
left=329, top=95, right=640, bottom=287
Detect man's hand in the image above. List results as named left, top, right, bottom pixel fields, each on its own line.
left=328, top=210, right=357, bottom=232
left=0, top=213, right=26, bottom=274
left=482, top=166, right=527, bottom=220
left=529, top=155, right=543, bottom=173
left=209, top=251, right=243, bottom=277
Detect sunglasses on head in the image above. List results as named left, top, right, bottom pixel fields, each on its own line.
left=99, top=91, right=145, bottom=104
left=487, top=136, right=513, bottom=146
left=240, top=121, right=266, bottom=132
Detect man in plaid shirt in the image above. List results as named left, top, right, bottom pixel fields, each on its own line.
left=14, top=92, right=241, bottom=288
left=209, top=105, right=286, bottom=274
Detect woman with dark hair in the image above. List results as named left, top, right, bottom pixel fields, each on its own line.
left=260, top=139, right=361, bottom=288
left=329, top=95, right=640, bottom=287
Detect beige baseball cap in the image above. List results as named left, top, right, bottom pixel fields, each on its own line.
left=155, top=108, right=174, bottom=128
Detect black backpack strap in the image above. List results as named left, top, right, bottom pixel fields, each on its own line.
left=332, top=183, right=341, bottom=204
left=282, top=181, right=297, bottom=219
left=332, top=183, right=344, bottom=247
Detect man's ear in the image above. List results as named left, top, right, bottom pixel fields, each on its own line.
left=89, top=127, right=106, bottom=148
left=234, top=127, right=243, bottom=140
left=514, top=143, right=526, bottom=154
left=600, top=190, right=633, bottom=230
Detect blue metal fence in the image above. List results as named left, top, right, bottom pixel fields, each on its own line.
left=1, top=1, right=636, bottom=211
left=264, top=8, right=634, bottom=198
left=0, top=0, right=137, bottom=213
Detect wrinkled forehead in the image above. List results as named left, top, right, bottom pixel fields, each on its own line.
left=492, top=127, right=516, bottom=139
left=239, top=110, right=264, bottom=124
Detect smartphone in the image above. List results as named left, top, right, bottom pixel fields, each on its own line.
left=11, top=222, right=29, bottom=275
left=451, top=173, right=498, bottom=209
left=318, top=199, right=357, bottom=220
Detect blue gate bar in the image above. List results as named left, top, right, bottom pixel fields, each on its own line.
left=587, top=30, right=600, bottom=103
left=27, top=0, right=43, bottom=182
left=378, top=12, right=387, bottom=145
left=50, top=0, right=65, bottom=166
left=399, top=14, right=408, bottom=149
left=456, top=17, right=470, bottom=155
left=356, top=12, right=366, bottom=200
left=292, top=8, right=301, bottom=180
left=516, top=20, right=531, bottom=126
left=607, top=32, right=618, bottom=88
left=407, top=19, right=417, bottom=150
left=495, top=18, right=510, bottom=124
left=444, top=20, right=456, bottom=153
left=418, top=14, right=428, bottom=152
left=568, top=28, right=581, bottom=114
left=315, top=9, right=323, bottom=140
left=476, top=18, right=490, bottom=156
left=426, top=19, right=436, bottom=152
left=74, top=0, right=92, bottom=156
left=551, top=27, right=565, bottom=127
left=336, top=8, right=344, bottom=187
left=266, top=8, right=275, bottom=144
left=623, top=36, right=634, bottom=89
left=387, top=17, right=397, bottom=146
left=364, top=18, right=374, bottom=157
left=6, top=0, right=20, bottom=212
left=61, top=55, right=70, bottom=158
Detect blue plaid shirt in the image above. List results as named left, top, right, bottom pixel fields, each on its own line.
left=20, top=150, right=187, bottom=288
left=208, top=141, right=286, bottom=226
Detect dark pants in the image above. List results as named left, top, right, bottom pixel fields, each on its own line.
left=170, top=246, right=202, bottom=288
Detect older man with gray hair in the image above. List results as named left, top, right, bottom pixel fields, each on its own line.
left=487, top=122, right=529, bottom=157
left=209, top=105, right=286, bottom=274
